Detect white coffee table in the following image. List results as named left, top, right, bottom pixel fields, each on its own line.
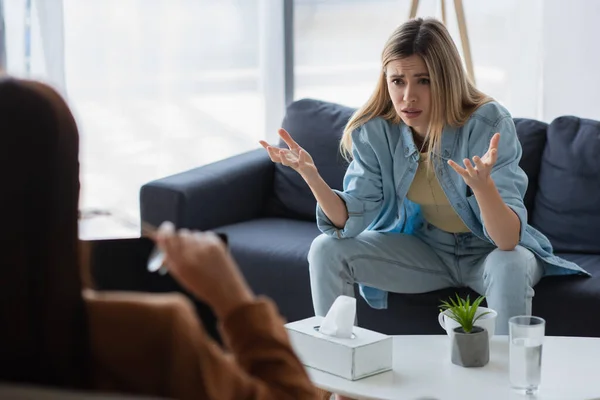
left=307, top=335, right=600, bottom=400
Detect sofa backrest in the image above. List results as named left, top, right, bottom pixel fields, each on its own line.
left=266, top=99, right=353, bottom=220
left=529, top=116, right=600, bottom=253
left=513, top=118, right=549, bottom=215
left=268, top=99, right=600, bottom=254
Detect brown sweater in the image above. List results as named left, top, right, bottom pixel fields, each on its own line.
left=84, top=291, right=317, bottom=400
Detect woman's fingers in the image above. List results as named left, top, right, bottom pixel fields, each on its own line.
left=489, top=148, right=498, bottom=166
left=481, top=147, right=498, bottom=167
left=269, top=147, right=283, bottom=163
left=447, top=160, right=469, bottom=178
left=279, top=149, right=299, bottom=168
left=278, top=128, right=300, bottom=150
left=260, top=140, right=301, bottom=166
left=472, top=155, right=487, bottom=172
left=298, top=149, right=310, bottom=164
left=259, top=140, right=282, bottom=162
left=260, top=134, right=309, bottom=172
left=155, top=223, right=225, bottom=276
left=279, top=149, right=289, bottom=165
left=463, top=158, right=477, bottom=177
left=264, top=145, right=283, bottom=163
left=489, top=133, right=500, bottom=152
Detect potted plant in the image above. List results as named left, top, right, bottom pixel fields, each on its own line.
left=440, top=294, right=491, bottom=367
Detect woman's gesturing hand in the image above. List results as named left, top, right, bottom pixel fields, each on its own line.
left=448, top=132, right=500, bottom=192
left=260, top=128, right=318, bottom=181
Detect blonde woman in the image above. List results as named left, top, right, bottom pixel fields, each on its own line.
left=261, top=18, right=587, bottom=342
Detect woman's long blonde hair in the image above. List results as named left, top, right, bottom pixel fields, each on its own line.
left=341, top=18, right=491, bottom=161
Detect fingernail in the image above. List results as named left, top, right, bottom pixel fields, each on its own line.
left=179, top=228, right=192, bottom=237
left=158, top=221, right=175, bottom=235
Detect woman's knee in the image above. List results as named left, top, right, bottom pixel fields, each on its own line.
left=484, top=245, right=536, bottom=284
left=308, top=234, right=345, bottom=266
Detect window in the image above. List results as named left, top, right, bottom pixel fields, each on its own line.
left=4, top=0, right=264, bottom=224
left=65, top=0, right=262, bottom=220
left=3, top=0, right=546, bottom=234
left=294, top=0, right=543, bottom=118
left=294, top=0, right=407, bottom=107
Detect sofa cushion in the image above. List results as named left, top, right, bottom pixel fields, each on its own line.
left=216, top=218, right=321, bottom=322
left=513, top=118, right=548, bottom=218
left=267, top=99, right=355, bottom=221
left=531, top=252, right=600, bottom=337
left=358, top=253, right=600, bottom=336
left=531, top=116, right=600, bottom=253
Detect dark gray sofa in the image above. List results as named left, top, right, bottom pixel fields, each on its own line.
left=140, top=99, right=600, bottom=337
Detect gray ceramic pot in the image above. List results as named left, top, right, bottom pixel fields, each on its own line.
left=451, top=326, right=489, bottom=367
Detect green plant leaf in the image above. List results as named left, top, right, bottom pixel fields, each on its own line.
left=439, top=294, right=487, bottom=334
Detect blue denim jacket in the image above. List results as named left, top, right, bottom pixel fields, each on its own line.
left=316, top=101, right=589, bottom=309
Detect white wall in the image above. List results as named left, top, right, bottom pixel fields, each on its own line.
left=542, top=0, right=600, bottom=122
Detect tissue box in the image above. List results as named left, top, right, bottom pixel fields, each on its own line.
left=285, top=316, right=393, bottom=380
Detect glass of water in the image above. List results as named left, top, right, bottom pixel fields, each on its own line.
left=509, top=316, right=545, bottom=395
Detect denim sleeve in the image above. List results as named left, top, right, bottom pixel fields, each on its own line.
left=316, top=126, right=383, bottom=238
left=467, top=116, right=528, bottom=243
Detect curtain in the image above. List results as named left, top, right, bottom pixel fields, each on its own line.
left=0, top=0, right=6, bottom=71
left=34, top=0, right=65, bottom=92
left=3, top=0, right=65, bottom=92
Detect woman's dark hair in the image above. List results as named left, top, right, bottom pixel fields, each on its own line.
left=0, top=78, right=90, bottom=388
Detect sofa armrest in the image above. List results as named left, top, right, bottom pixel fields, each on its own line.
left=140, top=149, right=274, bottom=231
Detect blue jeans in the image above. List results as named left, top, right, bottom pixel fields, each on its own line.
left=308, top=221, right=544, bottom=335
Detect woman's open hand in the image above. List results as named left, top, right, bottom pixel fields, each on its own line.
left=260, top=129, right=317, bottom=180
left=448, top=132, right=500, bottom=192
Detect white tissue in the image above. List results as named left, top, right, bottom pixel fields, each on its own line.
left=318, top=295, right=356, bottom=339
